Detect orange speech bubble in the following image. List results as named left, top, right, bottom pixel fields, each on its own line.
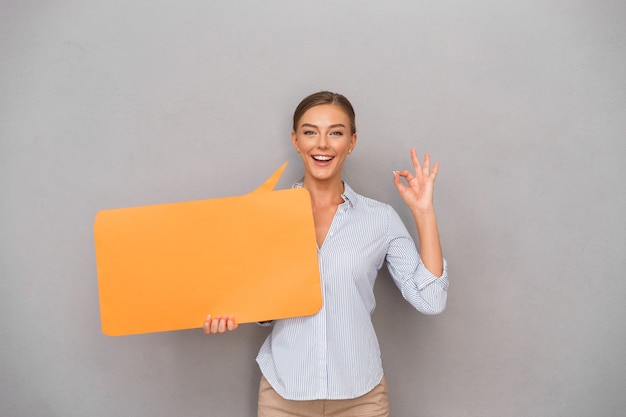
left=94, top=162, right=321, bottom=336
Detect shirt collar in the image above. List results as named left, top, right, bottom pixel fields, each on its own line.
left=292, top=181, right=357, bottom=209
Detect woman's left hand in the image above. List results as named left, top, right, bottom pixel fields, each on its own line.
left=393, top=148, right=439, bottom=215
left=203, top=314, right=239, bottom=334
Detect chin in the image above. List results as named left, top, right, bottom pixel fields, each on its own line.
left=310, top=172, right=340, bottom=182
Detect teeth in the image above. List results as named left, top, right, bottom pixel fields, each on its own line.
left=313, top=156, right=333, bottom=161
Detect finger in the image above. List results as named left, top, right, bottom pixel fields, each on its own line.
left=392, top=171, right=404, bottom=191
left=210, top=315, right=220, bottom=333
left=394, top=170, right=412, bottom=180
left=227, top=315, right=237, bottom=331
left=431, top=161, right=439, bottom=180
left=423, top=153, right=431, bottom=175
left=217, top=317, right=227, bottom=333
left=411, top=148, right=422, bottom=174
left=392, top=171, right=405, bottom=188
left=203, top=315, right=212, bottom=334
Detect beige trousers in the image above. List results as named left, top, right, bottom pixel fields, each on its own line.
left=257, top=375, right=390, bottom=417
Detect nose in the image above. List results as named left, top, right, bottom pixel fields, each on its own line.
left=317, top=133, right=330, bottom=149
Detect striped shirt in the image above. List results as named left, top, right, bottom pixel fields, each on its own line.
left=255, top=182, right=449, bottom=400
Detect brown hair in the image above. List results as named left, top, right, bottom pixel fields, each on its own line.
left=292, top=91, right=356, bottom=135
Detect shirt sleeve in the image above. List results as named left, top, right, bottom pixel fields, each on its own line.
left=384, top=205, right=449, bottom=315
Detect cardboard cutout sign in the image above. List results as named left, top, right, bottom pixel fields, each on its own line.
left=94, top=162, right=321, bottom=336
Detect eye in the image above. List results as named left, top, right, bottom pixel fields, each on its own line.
left=303, top=130, right=316, bottom=136
left=330, top=131, right=344, bottom=136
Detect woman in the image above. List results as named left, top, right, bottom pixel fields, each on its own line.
left=204, top=91, right=449, bottom=417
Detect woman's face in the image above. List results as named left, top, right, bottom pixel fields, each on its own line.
left=291, top=104, right=357, bottom=184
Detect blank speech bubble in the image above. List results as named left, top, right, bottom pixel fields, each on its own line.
left=94, top=162, right=321, bottom=336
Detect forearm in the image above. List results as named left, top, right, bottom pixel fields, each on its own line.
left=412, top=210, right=443, bottom=277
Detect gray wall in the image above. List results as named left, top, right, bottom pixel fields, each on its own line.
left=2, top=1, right=625, bottom=416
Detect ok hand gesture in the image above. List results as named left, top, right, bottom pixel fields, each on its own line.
left=392, top=148, right=439, bottom=216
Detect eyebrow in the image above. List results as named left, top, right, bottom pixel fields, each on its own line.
left=300, top=123, right=347, bottom=129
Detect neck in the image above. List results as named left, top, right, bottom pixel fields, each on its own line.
left=302, top=177, right=345, bottom=208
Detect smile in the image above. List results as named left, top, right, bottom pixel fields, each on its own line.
left=312, top=155, right=334, bottom=161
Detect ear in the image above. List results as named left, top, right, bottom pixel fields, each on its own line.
left=291, top=131, right=299, bottom=152
left=349, top=133, right=357, bottom=153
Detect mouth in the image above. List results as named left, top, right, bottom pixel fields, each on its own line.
left=312, top=155, right=334, bottom=162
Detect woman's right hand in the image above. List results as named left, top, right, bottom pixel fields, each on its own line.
left=203, top=315, right=239, bottom=334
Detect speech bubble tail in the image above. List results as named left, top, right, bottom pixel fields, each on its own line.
left=254, top=161, right=289, bottom=193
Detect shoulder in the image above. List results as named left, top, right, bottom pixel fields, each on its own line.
left=343, top=183, right=395, bottom=217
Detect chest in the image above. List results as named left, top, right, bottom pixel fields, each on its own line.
left=317, top=206, right=389, bottom=274
left=312, top=205, right=338, bottom=248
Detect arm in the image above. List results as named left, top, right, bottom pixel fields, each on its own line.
left=386, top=207, right=448, bottom=315
left=392, top=148, right=443, bottom=277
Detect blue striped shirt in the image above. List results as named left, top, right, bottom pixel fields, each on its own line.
left=255, top=182, right=449, bottom=400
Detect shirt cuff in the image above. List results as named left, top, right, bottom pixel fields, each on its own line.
left=415, top=258, right=449, bottom=291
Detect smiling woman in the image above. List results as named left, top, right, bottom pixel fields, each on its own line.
left=291, top=103, right=357, bottom=202
left=204, top=91, right=449, bottom=417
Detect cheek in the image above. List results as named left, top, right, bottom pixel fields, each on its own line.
left=335, top=141, right=351, bottom=153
